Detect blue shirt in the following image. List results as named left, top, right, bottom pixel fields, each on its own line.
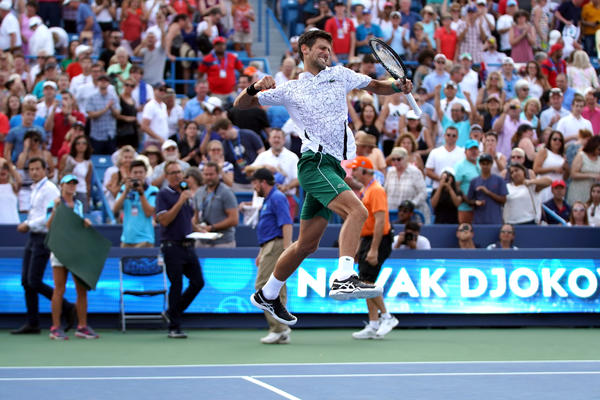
left=442, top=115, right=470, bottom=148
left=183, top=97, right=205, bottom=121
left=46, top=198, right=84, bottom=220
left=468, top=174, right=508, bottom=224
left=454, top=159, right=481, bottom=212
left=5, top=125, right=47, bottom=162
left=356, top=23, right=384, bottom=54
left=401, top=11, right=421, bottom=30
left=222, top=128, right=264, bottom=184
left=156, top=186, right=194, bottom=241
left=502, top=73, right=519, bottom=100
left=9, top=114, right=46, bottom=130
left=562, top=87, right=576, bottom=111
left=77, top=3, right=102, bottom=40
left=256, top=187, right=293, bottom=246
left=117, top=184, right=159, bottom=244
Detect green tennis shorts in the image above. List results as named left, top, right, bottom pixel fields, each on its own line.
left=297, top=150, right=351, bottom=220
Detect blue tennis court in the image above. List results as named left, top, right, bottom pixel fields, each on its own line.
left=2, top=361, right=599, bottom=399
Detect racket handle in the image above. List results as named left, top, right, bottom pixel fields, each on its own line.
left=406, top=93, right=422, bottom=117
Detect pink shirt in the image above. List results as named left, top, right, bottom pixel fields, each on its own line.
left=582, top=106, right=600, bottom=136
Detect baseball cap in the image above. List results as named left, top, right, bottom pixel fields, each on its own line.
left=507, top=0, right=517, bottom=6
left=0, top=0, right=12, bottom=10
left=471, top=124, right=483, bottom=132
left=97, top=74, right=110, bottom=81
left=152, top=81, right=167, bottom=90
left=549, top=42, right=564, bottom=56
left=60, top=174, right=79, bottom=184
left=550, top=87, right=563, bottom=96
left=479, top=153, right=493, bottom=163
left=348, top=156, right=374, bottom=170
left=551, top=179, right=566, bottom=188
left=476, top=0, right=486, bottom=4
left=161, top=139, right=178, bottom=151
left=467, top=5, right=477, bottom=12
left=28, top=16, right=42, bottom=28
left=459, top=52, right=472, bottom=61
left=384, top=1, right=393, bottom=6
left=445, top=81, right=457, bottom=89
left=465, top=139, right=479, bottom=149
left=389, top=146, right=408, bottom=159
left=75, top=44, right=91, bottom=58
left=398, top=200, right=415, bottom=212
left=243, top=66, right=258, bottom=76
left=23, top=94, right=37, bottom=103
left=487, top=93, right=501, bottom=102
left=422, top=5, right=435, bottom=14
left=334, top=0, right=345, bottom=6
left=72, top=120, right=85, bottom=129
left=406, top=110, right=419, bottom=120
left=43, top=80, right=57, bottom=90
left=251, top=168, right=275, bottom=184
left=390, top=10, right=401, bottom=18
left=213, top=36, right=227, bottom=45
left=502, top=57, right=514, bottom=65
left=355, top=131, right=377, bottom=147
left=434, top=53, right=447, bottom=62
left=203, top=96, right=223, bottom=113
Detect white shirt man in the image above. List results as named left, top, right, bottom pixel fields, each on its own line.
left=458, top=54, right=479, bottom=101
left=141, top=84, right=169, bottom=143
left=250, top=129, right=299, bottom=196
left=28, top=17, right=54, bottom=56
left=496, top=7, right=514, bottom=52
left=0, top=5, right=22, bottom=51
left=425, top=127, right=466, bottom=188
left=540, top=88, right=570, bottom=130
left=26, top=175, right=60, bottom=233
left=556, top=98, right=593, bottom=142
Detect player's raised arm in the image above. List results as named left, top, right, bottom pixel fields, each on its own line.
left=365, top=78, right=413, bottom=96
left=233, top=76, right=277, bottom=109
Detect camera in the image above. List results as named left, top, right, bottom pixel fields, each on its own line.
left=403, top=232, right=415, bottom=244
left=509, top=105, right=517, bottom=110
left=179, top=181, right=189, bottom=190
left=132, top=179, right=140, bottom=189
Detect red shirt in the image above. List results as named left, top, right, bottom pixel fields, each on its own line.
left=498, top=0, right=518, bottom=15
left=324, top=17, right=355, bottom=56
left=541, top=58, right=567, bottom=88
left=0, top=113, right=8, bottom=155
left=50, top=111, right=86, bottom=156
left=66, top=62, right=82, bottom=80
left=582, top=105, right=600, bottom=135
left=434, top=27, right=458, bottom=61
left=198, top=52, right=244, bottom=95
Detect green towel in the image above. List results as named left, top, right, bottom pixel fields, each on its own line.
left=46, top=203, right=111, bottom=290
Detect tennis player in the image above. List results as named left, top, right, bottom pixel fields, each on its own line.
left=234, top=29, right=413, bottom=325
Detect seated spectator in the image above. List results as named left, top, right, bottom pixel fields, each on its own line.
left=113, top=160, right=158, bottom=248
left=0, top=158, right=21, bottom=224
left=511, top=124, right=537, bottom=170
left=274, top=57, right=297, bottom=86
left=199, top=140, right=234, bottom=187
left=4, top=104, right=46, bottom=163
left=192, top=161, right=239, bottom=248
left=57, top=122, right=86, bottom=170
left=520, top=98, right=541, bottom=131
left=486, top=224, right=518, bottom=250
left=476, top=72, right=505, bottom=113
left=504, top=163, right=552, bottom=225
left=399, top=110, right=433, bottom=164
left=45, top=91, right=86, bottom=158
left=542, top=179, right=571, bottom=224
left=567, top=136, right=600, bottom=205
left=150, top=140, right=190, bottom=189
left=501, top=148, right=537, bottom=181
left=556, top=94, right=593, bottom=143
left=393, top=221, right=431, bottom=250
left=59, top=135, right=92, bottom=212
left=568, top=201, right=590, bottom=226
left=586, top=183, right=600, bottom=226
left=540, top=88, right=569, bottom=132
left=178, top=121, right=202, bottom=167
left=567, top=50, right=599, bottom=95
left=141, top=144, right=163, bottom=174
left=194, top=96, right=224, bottom=133
left=582, top=88, right=600, bottom=135
left=431, top=167, right=461, bottom=224
left=183, top=79, right=209, bottom=122
left=456, top=222, right=477, bottom=249
left=533, top=130, right=568, bottom=203
left=393, top=200, right=417, bottom=225
left=467, top=153, right=508, bottom=224
left=15, top=130, right=54, bottom=180
left=354, top=131, right=386, bottom=175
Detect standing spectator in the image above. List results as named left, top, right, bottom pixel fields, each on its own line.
left=467, top=153, right=508, bottom=224
left=178, top=121, right=202, bottom=166
left=556, top=74, right=576, bottom=112
left=212, top=117, right=265, bottom=191
left=85, top=74, right=120, bottom=154
left=435, top=84, right=474, bottom=148
left=582, top=88, right=600, bottom=135
left=486, top=224, right=518, bottom=249
left=523, top=61, right=550, bottom=101
left=540, top=88, right=570, bottom=131
left=0, top=0, right=23, bottom=52
left=476, top=73, right=506, bottom=113
left=496, top=0, right=516, bottom=56
left=142, top=143, right=163, bottom=172
left=356, top=10, right=384, bottom=56
left=533, top=131, right=568, bottom=202
left=99, top=29, right=122, bottom=68
left=430, top=167, right=462, bottom=224
left=348, top=157, right=397, bottom=340
left=541, top=43, right=567, bottom=88
left=399, top=0, right=421, bottom=30
left=232, top=0, right=255, bottom=57
left=569, top=201, right=590, bottom=225
left=156, top=160, right=205, bottom=339
left=28, top=17, right=54, bottom=57
left=542, top=179, right=571, bottom=224
left=12, top=158, right=75, bottom=335
left=306, top=0, right=332, bottom=30
left=198, top=37, right=244, bottom=104
left=458, top=53, right=479, bottom=101
left=227, top=96, right=271, bottom=142
left=4, top=105, right=46, bottom=163
left=454, top=139, right=480, bottom=223
left=15, top=130, right=54, bottom=179
left=508, top=10, right=535, bottom=63
left=0, top=157, right=21, bottom=224
left=60, top=135, right=92, bottom=212
left=500, top=57, right=519, bottom=100
left=45, top=92, right=86, bottom=158
left=251, top=168, right=293, bottom=344
left=581, top=0, right=600, bottom=57
left=554, top=0, right=584, bottom=32
left=141, top=82, right=169, bottom=145
left=74, top=63, right=117, bottom=115
left=196, top=7, right=222, bottom=51
left=183, top=79, right=209, bottom=122
left=504, top=163, right=551, bottom=224
left=483, top=131, right=507, bottom=176
left=556, top=95, right=593, bottom=143
left=129, top=65, right=154, bottom=121
left=434, top=14, right=457, bottom=62
left=46, top=175, right=97, bottom=340
left=567, top=50, right=599, bottom=95
left=192, top=161, right=239, bottom=247
left=456, top=5, right=486, bottom=64
left=324, top=0, right=356, bottom=63
left=481, top=38, right=504, bottom=74
left=422, top=53, right=450, bottom=103
left=65, top=0, right=103, bottom=56
left=116, top=78, right=140, bottom=149
left=425, top=126, right=465, bottom=188
left=386, top=11, right=410, bottom=58
left=532, top=0, right=549, bottom=51
left=165, top=88, right=184, bottom=141
left=586, top=183, right=600, bottom=226
left=133, top=30, right=167, bottom=86
left=120, top=0, right=147, bottom=50
left=568, top=136, right=600, bottom=204
left=113, top=160, right=158, bottom=247
left=493, top=99, right=522, bottom=158
left=455, top=222, right=477, bottom=248
left=106, top=47, right=132, bottom=94
left=69, top=56, right=93, bottom=102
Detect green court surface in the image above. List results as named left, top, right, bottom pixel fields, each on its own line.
left=2, top=328, right=599, bottom=367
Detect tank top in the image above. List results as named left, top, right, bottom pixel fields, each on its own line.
left=0, top=183, right=19, bottom=224
left=539, top=150, right=565, bottom=203
left=384, top=103, right=409, bottom=137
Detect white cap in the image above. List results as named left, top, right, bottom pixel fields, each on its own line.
left=43, top=80, right=57, bottom=90
left=549, top=30, right=561, bottom=47
left=28, top=16, right=42, bottom=28
left=515, top=79, right=529, bottom=90
left=502, top=56, right=514, bottom=65
left=23, top=94, right=38, bottom=103
left=0, top=0, right=12, bottom=10
left=203, top=96, right=223, bottom=113
left=75, top=44, right=91, bottom=58
left=161, top=139, right=178, bottom=151
left=406, top=110, right=419, bottom=120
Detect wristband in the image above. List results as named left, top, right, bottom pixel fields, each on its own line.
left=391, top=81, right=402, bottom=93
left=246, top=83, right=259, bottom=96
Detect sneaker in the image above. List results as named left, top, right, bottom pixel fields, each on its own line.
left=352, top=325, right=378, bottom=340
left=168, top=329, right=188, bottom=339
left=250, top=290, right=297, bottom=326
left=49, top=327, right=69, bottom=340
left=75, top=326, right=99, bottom=339
left=11, top=324, right=41, bottom=334
left=376, top=316, right=399, bottom=337
left=260, top=327, right=292, bottom=344
left=329, top=275, right=383, bottom=301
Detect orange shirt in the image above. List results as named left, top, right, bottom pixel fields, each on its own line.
left=359, top=179, right=391, bottom=237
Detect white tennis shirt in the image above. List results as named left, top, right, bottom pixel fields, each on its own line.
left=257, top=65, right=372, bottom=161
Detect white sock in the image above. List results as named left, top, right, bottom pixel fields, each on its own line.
left=381, top=312, right=391, bottom=320
left=333, top=256, right=356, bottom=281
left=262, top=274, right=285, bottom=300
left=369, top=320, right=380, bottom=329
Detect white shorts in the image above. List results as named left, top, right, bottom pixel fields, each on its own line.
left=50, top=252, right=65, bottom=267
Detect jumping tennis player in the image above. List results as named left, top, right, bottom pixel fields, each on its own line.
left=234, top=29, right=413, bottom=325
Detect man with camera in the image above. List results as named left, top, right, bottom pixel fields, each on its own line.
left=156, top=160, right=205, bottom=338
left=113, top=160, right=158, bottom=248
left=393, top=221, right=431, bottom=250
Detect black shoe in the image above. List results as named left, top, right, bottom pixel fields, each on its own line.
left=329, top=275, right=383, bottom=300
left=167, top=329, right=187, bottom=339
left=64, top=306, right=77, bottom=332
left=11, top=324, right=41, bottom=334
left=250, top=290, right=297, bottom=326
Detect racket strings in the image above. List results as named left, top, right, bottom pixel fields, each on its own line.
left=374, top=46, right=405, bottom=78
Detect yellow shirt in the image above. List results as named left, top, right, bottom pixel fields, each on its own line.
left=581, top=2, right=600, bottom=36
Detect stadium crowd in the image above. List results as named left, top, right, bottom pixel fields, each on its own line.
left=0, top=0, right=600, bottom=232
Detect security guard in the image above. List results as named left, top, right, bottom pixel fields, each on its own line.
left=156, top=160, right=205, bottom=338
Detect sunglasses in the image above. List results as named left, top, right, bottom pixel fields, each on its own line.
left=457, top=226, right=471, bottom=232
left=446, top=133, right=458, bottom=137
left=551, top=137, right=562, bottom=141
left=436, top=60, right=446, bottom=64
left=573, top=207, right=586, bottom=212
left=125, top=83, right=135, bottom=87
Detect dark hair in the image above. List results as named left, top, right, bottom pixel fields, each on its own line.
left=586, top=183, right=600, bottom=208
left=546, top=130, right=565, bottom=156
left=362, top=54, right=377, bottom=64
left=173, top=13, right=189, bottom=23
left=130, top=65, right=143, bottom=74
left=4, top=94, right=21, bottom=119
left=297, top=29, right=332, bottom=62
left=130, top=159, right=147, bottom=172
left=211, top=117, right=232, bottom=132
left=417, top=49, right=435, bottom=65
left=582, top=135, right=600, bottom=155
left=511, top=123, right=533, bottom=148
left=485, top=131, right=498, bottom=140
left=203, top=160, right=221, bottom=174
left=184, top=166, right=203, bottom=186
left=70, top=135, right=92, bottom=159
left=184, top=120, right=199, bottom=130
left=164, top=160, right=181, bottom=174
left=405, top=221, right=421, bottom=232
left=28, top=156, right=46, bottom=169
left=360, top=103, right=378, bottom=125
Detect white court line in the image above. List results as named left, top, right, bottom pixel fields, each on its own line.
left=1, top=371, right=600, bottom=382
left=1, top=360, right=599, bottom=369
left=241, top=376, right=301, bottom=400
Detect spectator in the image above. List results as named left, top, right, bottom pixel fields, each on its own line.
left=398, top=0, right=421, bottom=29
left=183, top=79, right=209, bottom=122
left=434, top=14, right=457, bottom=62
left=422, top=53, right=450, bottom=103
left=5, top=105, right=46, bottom=164
left=74, top=63, right=116, bottom=115
left=274, top=57, right=297, bottom=87
left=46, top=175, right=97, bottom=340
left=541, top=43, right=567, bottom=88
left=141, top=143, right=163, bottom=172
left=556, top=95, right=592, bottom=143
left=198, top=36, right=244, bottom=104
left=195, top=96, right=225, bottom=132
left=556, top=74, right=576, bottom=111
left=393, top=221, right=431, bottom=250
left=458, top=53, right=479, bottom=101
left=232, top=0, right=255, bottom=57
left=150, top=140, right=190, bottom=189
left=508, top=10, right=535, bottom=63
left=493, top=99, right=522, bottom=158
left=454, top=139, right=480, bottom=223
left=106, top=47, right=132, bottom=94
left=69, top=56, right=93, bottom=101
left=467, top=153, right=508, bottom=224
left=105, top=145, right=136, bottom=208
left=586, top=183, right=600, bottom=226
left=479, top=94, right=503, bottom=133
left=501, top=148, right=537, bottom=181
left=532, top=0, right=550, bottom=51
left=227, top=95, right=271, bottom=143
left=540, top=88, right=570, bottom=131
left=155, top=160, right=205, bottom=339
left=165, top=88, right=184, bottom=140
left=356, top=10, right=384, bottom=56
left=116, top=77, right=140, bottom=149
left=306, top=0, right=333, bottom=30
left=113, top=159, right=158, bottom=247
left=430, top=166, right=461, bottom=224
left=196, top=7, right=222, bottom=52
left=542, top=179, right=571, bottom=224
left=582, top=89, right=600, bottom=135
left=393, top=200, right=416, bottom=224
left=504, top=163, right=551, bottom=224
left=377, top=91, right=410, bottom=156
left=164, top=13, right=196, bottom=95
left=568, top=201, right=590, bottom=226
left=481, top=38, right=504, bottom=74
left=0, top=1, right=23, bottom=52
left=394, top=132, right=425, bottom=172
left=486, top=224, right=518, bottom=249
left=65, top=0, right=103, bottom=56
left=435, top=84, right=474, bottom=148
left=533, top=131, right=568, bottom=202
left=192, top=161, right=238, bottom=247
left=568, top=136, right=600, bottom=204
left=386, top=11, right=410, bottom=58
left=44, top=92, right=85, bottom=158
left=56, top=122, right=85, bottom=171
left=425, top=126, right=465, bottom=189
left=199, top=140, right=234, bottom=187
left=456, top=5, right=486, bottom=64
left=35, top=80, right=57, bottom=122
left=28, top=17, right=54, bottom=57
left=133, top=29, right=168, bottom=86
left=141, top=82, right=169, bottom=144
left=99, top=29, right=122, bottom=68
left=183, top=167, right=203, bottom=196
left=511, top=124, right=537, bottom=168
left=581, top=0, right=600, bottom=57
left=212, top=117, right=264, bottom=191
left=85, top=74, right=120, bottom=154
left=483, top=131, right=506, bottom=176
left=399, top=110, right=433, bottom=163
left=120, top=0, right=147, bottom=50
left=178, top=121, right=202, bottom=167
left=523, top=61, right=549, bottom=101
left=59, top=135, right=92, bottom=212
left=500, top=57, right=519, bottom=100
left=456, top=222, right=477, bottom=248
left=567, top=50, right=599, bottom=95
left=129, top=65, right=154, bottom=121
left=496, top=0, right=516, bottom=55
left=324, top=0, right=356, bottom=63
left=0, top=157, right=21, bottom=224
left=554, top=0, right=584, bottom=32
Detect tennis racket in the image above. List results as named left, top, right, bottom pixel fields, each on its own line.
left=369, top=38, right=422, bottom=117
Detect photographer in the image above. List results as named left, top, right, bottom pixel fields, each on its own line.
left=156, top=160, right=205, bottom=339
left=393, top=222, right=431, bottom=250
left=113, top=160, right=158, bottom=248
